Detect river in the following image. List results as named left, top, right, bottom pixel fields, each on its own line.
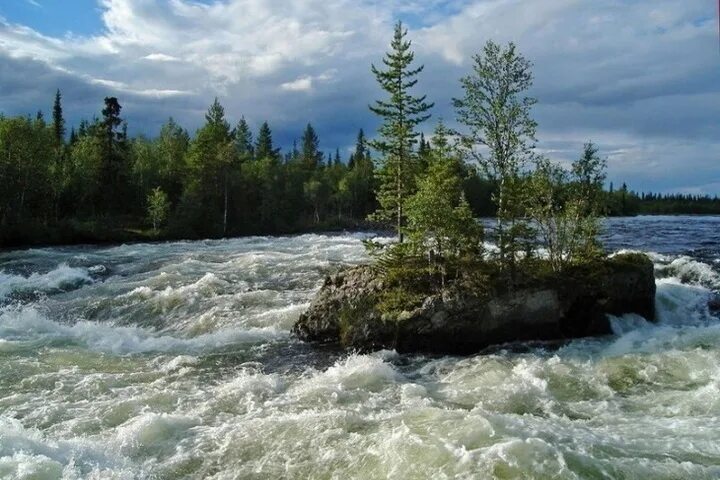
left=1, top=216, right=719, bottom=479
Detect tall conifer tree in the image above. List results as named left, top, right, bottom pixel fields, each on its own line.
left=369, top=21, right=433, bottom=242
left=235, top=116, right=254, bottom=161
left=255, top=122, right=277, bottom=160
left=52, top=89, right=65, bottom=145
left=300, top=123, right=322, bottom=170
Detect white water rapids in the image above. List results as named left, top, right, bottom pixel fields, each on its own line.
left=1, top=216, right=720, bottom=479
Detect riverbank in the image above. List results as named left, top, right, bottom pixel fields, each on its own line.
left=0, top=217, right=387, bottom=250
left=5, top=214, right=720, bottom=251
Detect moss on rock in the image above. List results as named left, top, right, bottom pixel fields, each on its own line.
left=293, top=253, right=656, bottom=354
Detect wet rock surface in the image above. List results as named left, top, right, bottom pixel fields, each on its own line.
left=293, top=253, right=657, bottom=354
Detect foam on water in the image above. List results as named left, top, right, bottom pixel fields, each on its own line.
left=0, top=305, right=285, bottom=355
left=659, top=256, right=720, bottom=290
left=1, top=223, right=720, bottom=478
left=0, top=263, right=92, bottom=301
left=0, top=417, right=139, bottom=479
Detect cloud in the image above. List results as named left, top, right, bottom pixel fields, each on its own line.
left=281, top=76, right=313, bottom=92
left=0, top=0, right=718, bottom=193
left=143, top=53, right=180, bottom=62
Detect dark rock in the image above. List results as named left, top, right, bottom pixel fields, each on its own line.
left=293, top=253, right=657, bottom=355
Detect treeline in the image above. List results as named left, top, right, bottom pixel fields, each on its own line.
left=0, top=91, right=498, bottom=247
left=1, top=30, right=717, bottom=249
left=606, top=184, right=720, bottom=216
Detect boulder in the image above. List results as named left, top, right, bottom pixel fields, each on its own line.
left=293, top=253, right=656, bottom=355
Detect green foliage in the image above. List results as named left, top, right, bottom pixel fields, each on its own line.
left=147, top=187, right=170, bottom=232
left=2, top=40, right=715, bottom=251
left=181, top=99, right=238, bottom=235
left=454, top=41, right=537, bottom=276
left=67, top=133, right=104, bottom=214
left=404, top=131, right=483, bottom=284
left=0, top=116, right=54, bottom=224
left=300, top=123, right=323, bottom=171
left=377, top=286, right=426, bottom=318
left=573, top=142, right=606, bottom=214
left=303, top=176, right=329, bottom=224
left=369, top=21, right=433, bottom=241
left=156, top=118, right=190, bottom=205
left=367, top=242, right=431, bottom=316
left=255, top=122, right=278, bottom=161
left=234, top=117, right=253, bottom=161
left=522, top=143, right=607, bottom=272
left=52, top=89, right=65, bottom=145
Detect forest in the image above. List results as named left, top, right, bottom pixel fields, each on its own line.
left=0, top=93, right=496, bottom=247
left=0, top=25, right=717, bottom=249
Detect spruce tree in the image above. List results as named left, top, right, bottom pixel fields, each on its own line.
left=300, top=123, right=322, bottom=170
left=350, top=128, right=368, bottom=169
left=98, top=97, right=127, bottom=211
left=101, top=97, right=123, bottom=152
left=417, top=131, right=431, bottom=173
left=184, top=98, right=236, bottom=234
left=205, top=98, right=228, bottom=129
left=235, top=116, right=254, bottom=161
left=369, top=21, right=433, bottom=242
left=255, top=122, right=278, bottom=160
left=52, top=89, right=65, bottom=145
left=78, top=120, right=88, bottom=138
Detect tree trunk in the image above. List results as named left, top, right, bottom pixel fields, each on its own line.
left=397, top=158, right=404, bottom=243
left=223, top=175, right=228, bottom=236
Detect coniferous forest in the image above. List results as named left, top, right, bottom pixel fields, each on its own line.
left=0, top=24, right=717, bottom=249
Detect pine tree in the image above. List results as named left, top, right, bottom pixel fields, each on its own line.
left=78, top=119, right=88, bottom=138
left=101, top=97, right=123, bottom=152
left=300, top=123, right=322, bottom=170
left=235, top=116, right=254, bottom=161
left=350, top=128, right=368, bottom=169
left=405, top=152, right=482, bottom=285
left=205, top=98, right=228, bottom=129
left=369, top=21, right=433, bottom=242
left=98, top=97, right=127, bottom=211
left=184, top=98, right=236, bottom=234
left=52, top=89, right=65, bottom=145
left=417, top=132, right=431, bottom=173
left=334, top=148, right=341, bottom=166
left=255, top=122, right=278, bottom=160
left=430, top=122, right=448, bottom=152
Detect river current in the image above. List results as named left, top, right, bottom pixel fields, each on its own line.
left=1, top=216, right=719, bottom=479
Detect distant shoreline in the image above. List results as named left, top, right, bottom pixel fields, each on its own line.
left=3, top=214, right=719, bottom=252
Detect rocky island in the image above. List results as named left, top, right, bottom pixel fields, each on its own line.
left=293, top=253, right=656, bottom=354
left=289, top=33, right=661, bottom=355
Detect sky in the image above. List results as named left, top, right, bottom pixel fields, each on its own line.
left=0, top=0, right=718, bottom=194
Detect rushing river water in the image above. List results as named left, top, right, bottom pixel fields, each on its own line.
left=1, top=216, right=719, bottom=479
